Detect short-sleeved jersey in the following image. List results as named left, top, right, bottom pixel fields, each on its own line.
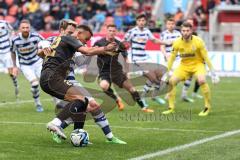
left=168, top=35, right=213, bottom=70
left=0, top=20, right=13, bottom=54
left=94, top=37, right=127, bottom=73
left=124, top=26, right=154, bottom=62
left=11, top=32, right=44, bottom=65
left=160, top=29, right=181, bottom=54
left=42, top=35, right=83, bottom=71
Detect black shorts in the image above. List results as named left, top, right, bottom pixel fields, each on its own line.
left=40, top=68, right=73, bottom=100
left=98, top=70, right=127, bottom=88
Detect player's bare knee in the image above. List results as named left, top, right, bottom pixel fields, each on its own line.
left=31, top=80, right=39, bottom=86
left=100, top=80, right=109, bottom=91
left=88, top=104, right=100, bottom=112
left=65, top=94, right=84, bottom=102
left=197, top=78, right=206, bottom=85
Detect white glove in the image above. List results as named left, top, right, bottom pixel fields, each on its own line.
left=210, top=71, right=220, bottom=84
left=161, top=72, right=170, bottom=83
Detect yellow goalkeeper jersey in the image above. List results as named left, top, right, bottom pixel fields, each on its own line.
left=168, top=35, right=213, bottom=71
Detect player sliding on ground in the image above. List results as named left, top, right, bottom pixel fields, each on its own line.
left=162, top=22, right=220, bottom=116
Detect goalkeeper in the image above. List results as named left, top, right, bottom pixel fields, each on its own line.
left=162, top=22, right=219, bottom=116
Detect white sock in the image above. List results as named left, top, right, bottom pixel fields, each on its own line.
left=106, top=132, right=113, bottom=139
left=51, top=118, right=62, bottom=126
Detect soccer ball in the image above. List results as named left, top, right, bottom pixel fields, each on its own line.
left=70, top=129, right=89, bottom=147
left=38, top=40, right=51, bottom=49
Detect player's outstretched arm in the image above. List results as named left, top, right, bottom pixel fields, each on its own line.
left=78, top=42, right=117, bottom=56
left=151, top=38, right=173, bottom=46
left=199, top=40, right=220, bottom=84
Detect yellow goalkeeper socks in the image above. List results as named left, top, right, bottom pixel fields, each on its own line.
left=168, top=86, right=176, bottom=109
left=200, top=83, right=211, bottom=109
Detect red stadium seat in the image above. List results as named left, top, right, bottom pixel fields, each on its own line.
left=224, top=34, right=233, bottom=44
left=218, top=11, right=240, bottom=23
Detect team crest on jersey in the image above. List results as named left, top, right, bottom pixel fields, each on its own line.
left=192, top=45, right=196, bottom=51
left=64, top=80, right=73, bottom=86
left=136, top=38, right=145, bottom=43
left=179, top=48, right=185, bottom=53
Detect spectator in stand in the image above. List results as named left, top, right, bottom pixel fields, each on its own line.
left=174, top=8, right=184, bottom=26
left=0, top=0, right=7, bottom=16
left=39, top=0, right=51, bottom=14
left=207, top=0, right=216, bottom=13
left=82, top=4, right=96, bottom=22
left=194, top=1, right=207, bottom=30
left=226, top=0, right=239, bottom=4
left=123, top=8, right=135, bottom=30
left=76, top=0, right=87, bottom=16
left=25, top=0, right=39, bottom=13
left=113, top=6, right=124, bottom=31
left=97, top=0, right=108, bottom=12
left=92, top=9, right=106, bottom=32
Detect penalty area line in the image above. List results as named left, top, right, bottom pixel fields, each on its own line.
left=128, top=129, right=240, bottom=160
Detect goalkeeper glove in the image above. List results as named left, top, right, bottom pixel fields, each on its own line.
left=210, top=71, right=220, bottom=84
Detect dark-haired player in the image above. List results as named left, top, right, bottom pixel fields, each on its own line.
left=124, top=14, right=171, bottom=108
left=95, top=24, right=155, bottom=113
left=40, top=24, right=118, bottom=139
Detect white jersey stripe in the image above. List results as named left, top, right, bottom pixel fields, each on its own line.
left=125, top=26, right=155, bottom=62
left=0, top=20, right=12, bottom=54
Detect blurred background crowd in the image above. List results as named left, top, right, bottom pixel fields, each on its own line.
left=0, top=0, right=238, bottom=33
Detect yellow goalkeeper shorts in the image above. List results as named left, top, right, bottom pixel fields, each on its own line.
left=173, top=63, right=206, bottom=81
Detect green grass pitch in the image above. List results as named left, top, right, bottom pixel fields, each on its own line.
left=0, top=73, right=239, bottom=160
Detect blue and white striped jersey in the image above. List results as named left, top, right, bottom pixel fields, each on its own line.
left=160, top=29, right=181, bottom=54
left=11, top=32, right=44, bottom=65
left=124, top=26, right=155, bottom=62
left=0, top=20, right=13, bottom=54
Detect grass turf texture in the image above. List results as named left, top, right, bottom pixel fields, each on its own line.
left=0, top=73, right=239, bottom=160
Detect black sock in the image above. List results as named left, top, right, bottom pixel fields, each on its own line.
left=131, top=91, right=145, bottom=108
left=60, top=121, right=69, bottom=129
left=104, top=87, right=118, bottom=101
left=57, top=99, right=88, bottom=123
left=193, top=80, right=200, bottom=93
left=74, top=120, right=86, bottom=130
left=10, top=74, right=18, bottom=88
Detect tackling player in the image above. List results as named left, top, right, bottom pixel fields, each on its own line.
left=39, top=20, right=126, bottom=144
left=40, top=24, right=118, bottom=139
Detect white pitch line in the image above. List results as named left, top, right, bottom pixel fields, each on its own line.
left=129, top=129, right=240, bottom=160
left=0, top=121, right=224, bottom=133
left=0, top=98, right=52, bottom=107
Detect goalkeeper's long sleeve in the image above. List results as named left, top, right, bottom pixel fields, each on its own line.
left=199, top=40, right=214, bottom=71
